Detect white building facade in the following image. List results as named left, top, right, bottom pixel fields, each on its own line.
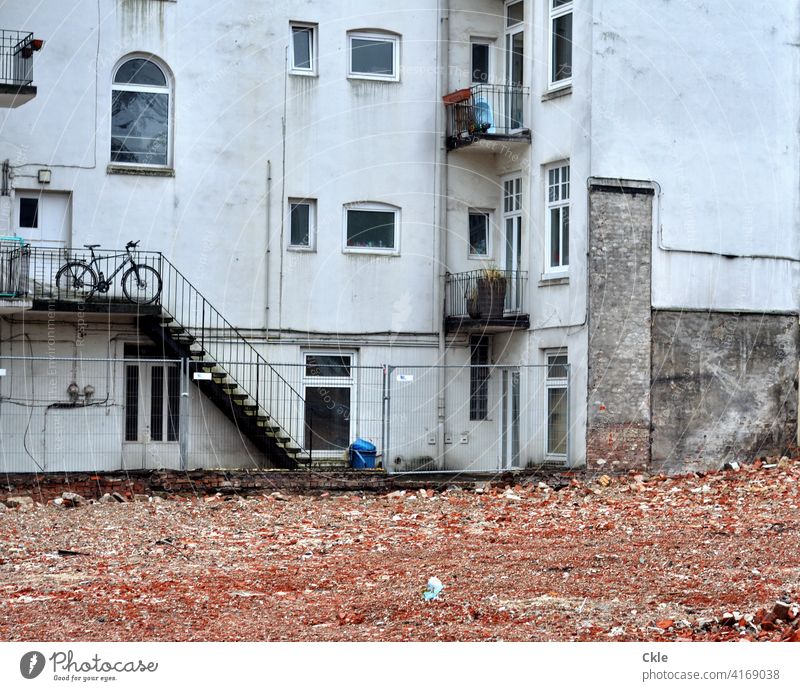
left=0, top=0, right=796, bottom=474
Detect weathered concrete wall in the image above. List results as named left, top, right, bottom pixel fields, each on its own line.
left=587, top=182, right=653, bottom=472
left=651, top=311, right=798, bottom=473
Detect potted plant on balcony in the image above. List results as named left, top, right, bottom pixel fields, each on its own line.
left=475, top=264, right=507, bottom=319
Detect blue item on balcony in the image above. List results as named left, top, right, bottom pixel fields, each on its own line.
left=473, top=96, right=494, bottom=134
left=349, top=438, right=377, bottom=469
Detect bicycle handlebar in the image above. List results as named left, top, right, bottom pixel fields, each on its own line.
left=125, top=240, right=140, bottom=250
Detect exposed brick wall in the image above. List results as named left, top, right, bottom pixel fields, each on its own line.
left=587, top=182, right=654, bottom=472
left=0, top=468, right=583, bottom=503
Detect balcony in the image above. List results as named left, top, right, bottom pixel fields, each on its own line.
left=444, top=84, right=531, bottom=151
left=0, top=237, right=31, bottom=313
left=445, top=270, right=529, bottom=334
left=0, top=30, right=39, bottom=108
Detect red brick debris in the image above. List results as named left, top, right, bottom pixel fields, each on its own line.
left=1, top=458, right=799, bottom=642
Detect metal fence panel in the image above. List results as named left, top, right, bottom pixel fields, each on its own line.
left=270, top=364, right=385, bottom=463
left=385, top=364, right=570, bottom=474
left=0, top=356, right=569, bottom=474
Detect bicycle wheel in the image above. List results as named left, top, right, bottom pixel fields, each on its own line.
left=54, top=261, right=98, bottom=301
left=121, top=264, right=162, bottom=305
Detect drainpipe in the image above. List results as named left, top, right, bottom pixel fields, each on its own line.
left=265, top=160, right=271, bottom=333
left=435, top=0, right=450, bottom=467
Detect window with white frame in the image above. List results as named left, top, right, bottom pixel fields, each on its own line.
left=348, top=31, right=399, bottom=81
left=290, top=23, right=317, bottom=75
left=303, top=353, right=353, bottom=453
left=469, top=335, right=490, bottom=421
left=111, top=56, right=171, bottom=167
left=546, top=162, right=569, bottom=271
left=471, top=39, right=490, bottom=84
left=545, top=349, right=568, bottom=457
left=468, top=210, right=491, bottom=257
left=288, top=198, right=316, bottom=249
left=344, top=203, right=398, bottom=253
left=549, top=0, right=573, bottom=88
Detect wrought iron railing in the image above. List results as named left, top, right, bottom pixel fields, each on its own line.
left=23, top=245, right=163, bottom=303
left=11, top=242, right=308, bottom=461
left=0, top=237, right=29, bottom=297
left=158, top=258, right=308, bottom=458
left=444, top=83, right=530, bottom=149
left=445, top=269, right=527, bottom=320
left=0, top=30, right=34, bottom=86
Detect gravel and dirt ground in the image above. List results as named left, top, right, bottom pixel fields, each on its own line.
left=1, top=459, right=799, bottom=641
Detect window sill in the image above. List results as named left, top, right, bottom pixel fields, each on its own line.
left=468, top=254, right=492, bottom=261
left=347, top=74, right=400, bottom=84
left=288, top=245, right=315, bottom=253
left=289, top=70, right=318, bottom=78
left=539, top=273, right=569, bottom=286
left=107, top=164, right=175, bottom=177
left=343, top=247, right=399, bottom=257
left=541, top=84, right=572, bottom=102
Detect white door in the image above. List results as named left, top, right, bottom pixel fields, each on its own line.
left=14, top=190, right=71, bottom=247
left=499, top=367, right=521, bottom=468
left=122, top=361, right=182, bottom=469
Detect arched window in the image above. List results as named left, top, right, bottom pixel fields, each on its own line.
left=111, top=56, right=171, bottom=167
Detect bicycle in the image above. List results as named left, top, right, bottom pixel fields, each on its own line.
left=54, top=240, right=162, bottom=305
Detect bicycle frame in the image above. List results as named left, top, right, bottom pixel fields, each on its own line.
left=85, top=246, right=137, bottom=285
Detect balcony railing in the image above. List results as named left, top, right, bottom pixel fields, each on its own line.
left=0, top=237, right=30, bottom=298
left=444, top=84, right=530, bottom=150
left=445, top=270, right=528, bottom=331
left=1, top=30, right=34, bottom=87
left=12, top=244, right=163, bottom=306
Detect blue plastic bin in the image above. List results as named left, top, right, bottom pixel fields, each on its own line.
left=349, top=438, right=377, bottom=469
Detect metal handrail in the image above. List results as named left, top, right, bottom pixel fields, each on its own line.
left=445, top=269, right=528, bottom=319
left=158, top=256, right=307, bottom=456
left=13, top=242, right=308, bottom=458
left=0, top=30, right=34, bottom=86
left=444, top=83, right=530, bottom=148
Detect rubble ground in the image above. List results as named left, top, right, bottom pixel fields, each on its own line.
left=1, top=458, right=799, bottom=641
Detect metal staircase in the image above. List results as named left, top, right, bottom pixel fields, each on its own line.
left=139, top=256, right=308, bottom=469
left=6, top=242, right=330, bottom=468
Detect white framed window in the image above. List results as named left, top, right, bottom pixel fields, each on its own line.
left=548, top=0, right=573, bottom=89
left=303, top=352, right=355, bottom=455
left=288, top=198, right=316, bottom=250
left=290, top=23, right=317, bottom=75
left=545, top=162, right=569, bottom=272
left=545, top=349, right=568, bottom=458
left=343, top=202, right=399, bottom=254
left=469, top=335, right=491, bottom=421
left=468, top=209, right=492, bottom=257
left=111, top=55, right=172, bottom=167
left=347, top=31, right=400, bottom=81
left=470, top=39, right=491, bottom=84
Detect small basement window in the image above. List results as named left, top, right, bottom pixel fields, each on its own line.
left=344, top=203, right=399, bottom=253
